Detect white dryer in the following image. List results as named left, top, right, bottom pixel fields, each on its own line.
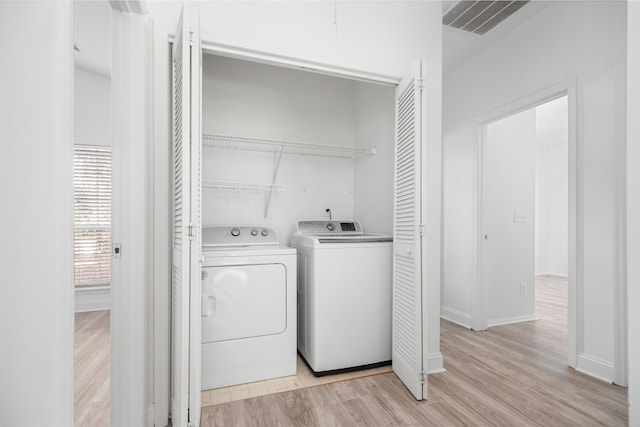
left=201, top=226, right=296, bottom=390
left=289, top=220, right=393, bottom=375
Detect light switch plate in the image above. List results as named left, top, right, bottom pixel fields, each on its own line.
left=514, top=211, right=527, bottom=223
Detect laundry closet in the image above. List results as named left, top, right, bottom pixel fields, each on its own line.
left=200, top=54, right=396, bottom=237
left=170, top=10, right=429, bottom=421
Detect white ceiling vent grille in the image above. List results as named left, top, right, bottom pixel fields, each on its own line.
left=443, top=1, right=531, bottom=35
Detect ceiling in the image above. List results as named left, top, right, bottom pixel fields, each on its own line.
left=443, top=0, right=554, bottom=71
left=73, top=0, right=111, bottom=77
left=73, top=1, right=552, bottom=78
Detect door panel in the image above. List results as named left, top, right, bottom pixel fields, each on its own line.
left=171, top=5, right=201, bottom=426
left=392, top=60, right=425, bottom=401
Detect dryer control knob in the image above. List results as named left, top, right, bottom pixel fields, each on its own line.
left=251, top=229, right=258, bottom=236
left=230, top=227, right=241, bottom=237
left=326, top=223, right=336, bottom=231
left=261, top=229, right=269, bottom=237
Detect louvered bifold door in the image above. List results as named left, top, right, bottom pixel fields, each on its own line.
left=392, top=61, right=425, bottom=401
left=187, top=6, right=202, bottom=427
left=171, top=6, right=193, bottom=427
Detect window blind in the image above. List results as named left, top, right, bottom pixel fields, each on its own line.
left=74, top=146, right=112, bottom=286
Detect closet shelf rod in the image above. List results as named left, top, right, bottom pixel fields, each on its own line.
left=202, top=133, right=375, bottom=158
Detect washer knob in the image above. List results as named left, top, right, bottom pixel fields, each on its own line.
left=251, top=229, right=258, bottom=236
left=326, top=223, right=336, bottom=231
left=261, top=229, right=269, bottom=237
left=230, top=227, right=241, bottom=237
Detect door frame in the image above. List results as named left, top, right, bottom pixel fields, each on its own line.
left=153, top=33, right=436, bottom=409
left=472, top=78, right=578, bottom=368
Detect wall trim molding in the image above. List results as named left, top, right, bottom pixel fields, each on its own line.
left=57, top=2, right=75, bottom=424
left=576, top=353, right=614, bottom=384
left=535, top=272, right=569, bottom=278
left=441, top=306, right=472, bottom=329
left=74, top=286, right=111, bottom=312
left=487, top=314, right=538, bottom=328
left=427, top=352, right=446, bottom=374
left=613, top=54, right=628, bottom=387
left=200, top=40, right=400, bottom=86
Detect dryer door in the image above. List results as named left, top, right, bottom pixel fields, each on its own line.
left=202, top=263, right=287, bottom=343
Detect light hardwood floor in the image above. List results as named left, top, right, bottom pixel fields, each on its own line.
left=203, top=356, right=392, bottom=406
left=74, top=310, right=110, bottom=427
left=202, top=276, right=628, bottom=426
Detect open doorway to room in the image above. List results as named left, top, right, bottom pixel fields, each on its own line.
left=479, top=91, right=575, bottom=366
left=73, top=1, right=112, bottom=425
left=480, top=93, right=570, bottom=365
left=533, top=96, right=569, bottom=336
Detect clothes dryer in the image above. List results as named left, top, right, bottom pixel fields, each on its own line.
left=201, top=226, right=296, bottom=389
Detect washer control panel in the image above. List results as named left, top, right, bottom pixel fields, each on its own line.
left=296, top=220, right=363, bottom=235
left=202, top=226, right=278, bottom=247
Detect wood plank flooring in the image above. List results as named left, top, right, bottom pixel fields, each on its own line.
left=202, top=276, right=628, bottom=426
left=74, top=310, right=110, bottom=427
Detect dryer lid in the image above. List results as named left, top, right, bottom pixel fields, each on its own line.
left=202, top=226, right=279, bottom=248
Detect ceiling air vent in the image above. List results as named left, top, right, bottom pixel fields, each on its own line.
left=443, top=1, right=530, bottom=35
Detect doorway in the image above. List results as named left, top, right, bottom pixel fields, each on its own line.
left=534, top=96, right=569, bottom=334
left=73, top=1, right=112, bottom=425
left=475, top=81, right=577, bottom=368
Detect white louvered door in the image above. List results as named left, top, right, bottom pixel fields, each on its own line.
left=171, top=5, right=201, bottom=426
left=392, top=61, right=426, bottom=401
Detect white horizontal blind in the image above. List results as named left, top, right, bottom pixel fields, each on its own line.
left=74, top=146, right=112, bottom=286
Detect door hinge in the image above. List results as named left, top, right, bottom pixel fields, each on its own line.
left=188, top=223, right=196, bottom=239
left=420, top=370, right=427, bottom=383
left=418, top=77, right=425, bottom=92
left=190, top=30, right=198, bottom=45
left=419, top=223, right=426, bottom=237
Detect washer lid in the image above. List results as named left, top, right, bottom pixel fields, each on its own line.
left=295, top=220, right=364, bottom=236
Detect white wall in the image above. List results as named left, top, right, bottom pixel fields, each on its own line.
left=443, top=0, right=626, bottom=381
left=535, top=144, right=568, bottom=277
left=202, top=55, right=396, bottom=240
left=535, top=97, right=568, bottom=277
left=202, top=55, right=359, bottom=239
left=627, top=1, right=640, bottom=423
left=74, top=67, right=111, bottom=147
left=353, top=82, right=395, bottom=235
left=483, top=109, right=536, bottom=326
left=0, top=2, right=74, bottom=425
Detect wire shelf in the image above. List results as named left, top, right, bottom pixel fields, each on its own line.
left=202, top=179, right=284, bottom=193
left=202, top=133, right=375, bottom=158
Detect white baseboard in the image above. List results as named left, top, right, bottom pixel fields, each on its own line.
left=441, top=306, right=472, bottom=329
left=487, top=314, right=538, bottom=328
left=535, top=272, right=569, bottom=278
left=427, top=352, right=446, bottom=374
left=147, top=404, right=156, bottom=427
left=575, top=353, right=614, bottom=383
left=75, top=285, right=111, bottom=312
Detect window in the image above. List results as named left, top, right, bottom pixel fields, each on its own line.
left=74, top=146, right=112, bottom=286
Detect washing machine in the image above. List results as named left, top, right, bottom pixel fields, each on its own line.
left=289, top=220, right=393, bottom=375
left=201, top=226, right=297, bottom=390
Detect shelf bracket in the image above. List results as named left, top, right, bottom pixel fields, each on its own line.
left=264, top=147, right=284, bottom=218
